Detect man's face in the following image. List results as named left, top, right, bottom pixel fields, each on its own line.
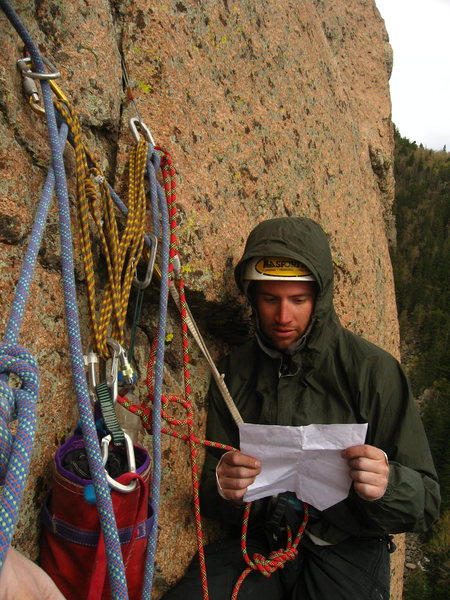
left=254, top=280, right=316, bottom=350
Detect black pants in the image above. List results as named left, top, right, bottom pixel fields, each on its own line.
left=162, top=534, right=391, bottom=600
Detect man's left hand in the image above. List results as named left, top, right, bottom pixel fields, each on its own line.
left=0, top=547, right=66, bottom=599
left=342, top=444, right=389, bottom=501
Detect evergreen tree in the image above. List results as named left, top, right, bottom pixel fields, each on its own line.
left=391, top=128, right=450, bottom=599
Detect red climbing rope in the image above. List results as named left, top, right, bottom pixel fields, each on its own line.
left=117, top=148, right=309, bottom=599
left=231, top=502, right=309, bottom=600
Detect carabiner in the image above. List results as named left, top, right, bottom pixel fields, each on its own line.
left=106, top=338, right=134, bottom=390
left=129, top=116, right=155, bottom=146
left=134, top=233, right=158, bottom=290
left=101, top=433, right=137, bottom=493
left=17, top=57, right=69, bottom=116
left=16, top=56, right=60, bottom=80
left=83, top=349, right=99, bottom=403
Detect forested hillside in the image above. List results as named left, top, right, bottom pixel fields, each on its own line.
left=391, top=129, right=450, bottom=599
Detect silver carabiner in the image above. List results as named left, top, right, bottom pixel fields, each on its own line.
left=134, top=233, right=158, bottom=290
left=83, top=349, right=99, bottom=403
left=105, top=339, right=121, bottom=403
left=16, top=56, right=60, bottom=81
left=101, top=433, right=137, bottom=493
left=129, top=116, right=156, bottom=146
left=106, top=338, right=134, bottom=389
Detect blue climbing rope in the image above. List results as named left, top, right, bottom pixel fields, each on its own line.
left=110, top=143, right=171, bottom=598
left=0, top=344, right=38, bottom=566
left=142, top=147, right=170, bottom=599
left=3, top=123, right=68, bottom=344
left=0, top=116, right=68, bottom=571
left=0, top=1, right=128, bottom=597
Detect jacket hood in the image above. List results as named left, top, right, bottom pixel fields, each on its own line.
left=234, top=217, right=340, bottom=353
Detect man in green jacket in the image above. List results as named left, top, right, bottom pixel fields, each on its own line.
left=164, top=217, right=440, bottom=600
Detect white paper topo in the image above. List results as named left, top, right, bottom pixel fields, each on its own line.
left=239, top=422, right=368, bottom=511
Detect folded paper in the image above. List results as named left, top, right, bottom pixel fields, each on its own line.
left=239, top=422, right=368, bottom=510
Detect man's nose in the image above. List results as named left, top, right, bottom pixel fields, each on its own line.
left=275, top=300, right=292, bottom=324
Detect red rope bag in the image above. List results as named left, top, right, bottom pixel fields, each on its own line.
left=40, top=434, right=152, bottom=600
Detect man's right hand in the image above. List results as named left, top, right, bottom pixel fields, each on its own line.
left=216, top=451, right=261, bottom=503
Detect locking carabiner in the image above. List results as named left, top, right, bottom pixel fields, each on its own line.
left=17, top=56, right=69, bottom=116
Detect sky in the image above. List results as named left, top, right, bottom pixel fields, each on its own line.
left=375, top=0, right=450, bottom=151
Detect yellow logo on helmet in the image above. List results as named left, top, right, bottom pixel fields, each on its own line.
left=255, top=257, right=312, bottom=277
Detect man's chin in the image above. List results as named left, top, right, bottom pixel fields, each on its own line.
left=270, top=335, right=297, bottom=350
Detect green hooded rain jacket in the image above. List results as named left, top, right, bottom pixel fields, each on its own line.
left=199, top=217, right=440, bottom=544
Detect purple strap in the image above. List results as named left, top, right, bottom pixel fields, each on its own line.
left=41, top=501, right=153, bottom=547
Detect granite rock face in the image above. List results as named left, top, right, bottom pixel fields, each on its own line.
left=0, top=0, right=403, bottom=597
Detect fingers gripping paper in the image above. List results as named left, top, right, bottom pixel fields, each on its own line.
left=239, top=423, right=368, bottom=511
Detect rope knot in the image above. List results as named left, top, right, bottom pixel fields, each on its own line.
left=279, top=547, right=298, bottom=563
left=250, top=548, right=299, bottom=577
left=252, top=553, right=272, bottom=576
left=0, top=343, right=39, bottom=480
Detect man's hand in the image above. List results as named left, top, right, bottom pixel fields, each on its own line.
left=217, top=451, right=261, bottom=503
left=342, top=444, right=389, bottom=501
left=0, top=547, right=66, bottom=599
